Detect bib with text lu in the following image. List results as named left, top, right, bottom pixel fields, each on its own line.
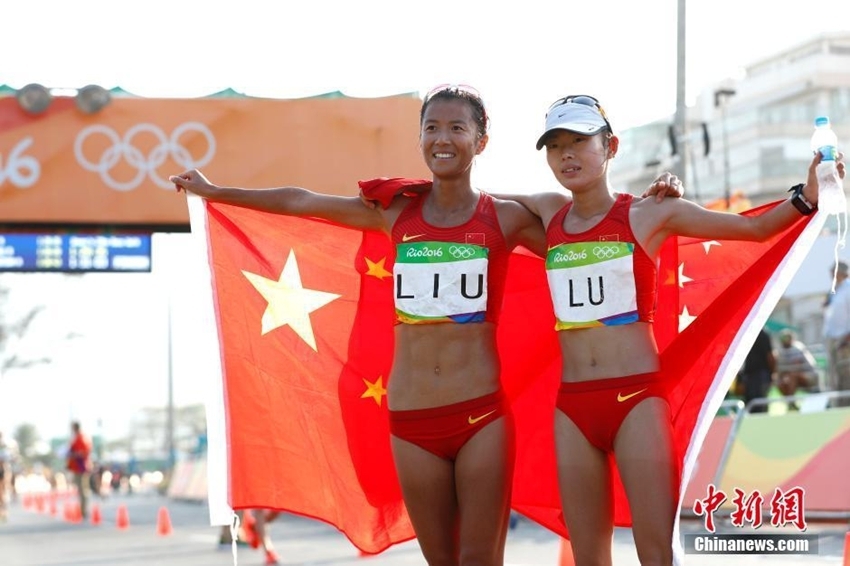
left=546, top=242, right=637, bottom=330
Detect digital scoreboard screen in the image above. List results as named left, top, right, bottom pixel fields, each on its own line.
left=0, top=233, right=152, bottom=272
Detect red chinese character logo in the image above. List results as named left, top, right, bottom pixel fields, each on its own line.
left=693, top=484, right=727, bottom=533
left=770, top=486, right=807, bottom=531
left=730, top=488, right=764, bottom=529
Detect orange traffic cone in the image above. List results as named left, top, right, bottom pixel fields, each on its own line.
left=156, top=506, right=173, bottom=536
left=559, top=537, right=576, bottom=566
left=115, top=504, right=130, bottom=529
left=71, top=502, right=83, bottom=523
left=90, top=503, right=102, bottom=526
left=842, top=531, right=850, bottom=566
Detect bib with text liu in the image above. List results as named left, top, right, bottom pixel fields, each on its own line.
left=394, top=242, right=489, bottom=324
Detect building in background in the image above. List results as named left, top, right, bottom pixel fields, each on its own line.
left=611, top=31, right=850, bottom=348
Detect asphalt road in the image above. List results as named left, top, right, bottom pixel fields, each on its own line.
left=1, top=492, right=848, bottom=565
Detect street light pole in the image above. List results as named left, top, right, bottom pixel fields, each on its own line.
left=714, top=88, right=737, bottom=210
left=166, top=288, right=175, bottom=473
left=673, top=0, right=688, bottom=182
left=155, top=232, right=176, bottom=474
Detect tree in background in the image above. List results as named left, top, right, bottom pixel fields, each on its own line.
left=12, top=423, right=53, bottom=469
left=12, top=423, right=38, bottom=461
left=0, top=284, right=49, bottom=377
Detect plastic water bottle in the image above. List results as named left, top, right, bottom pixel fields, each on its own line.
left=811, top=116, right=845, bottom=215
left=812, top=116, right=847, bottom=292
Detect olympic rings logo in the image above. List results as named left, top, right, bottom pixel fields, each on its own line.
left=593, top=246, right=620, bottom=259
left=74, top=122, right=216, bottom=192
left=449, top=245, right=476, bottom=259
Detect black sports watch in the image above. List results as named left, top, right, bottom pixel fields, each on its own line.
left=788, top=183, right=817, bottom=216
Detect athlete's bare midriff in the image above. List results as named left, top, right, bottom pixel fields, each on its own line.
left=558, top=322, right=660, bottom=382
left=389, top=322, right=501, bottom=410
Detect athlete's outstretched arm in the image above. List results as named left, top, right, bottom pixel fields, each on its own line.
left=170, top=168, right=385, bottom=231
left=648, top=152, right=845, bottom=248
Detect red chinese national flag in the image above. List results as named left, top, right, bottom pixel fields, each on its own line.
left=509, top=202, right=824, bottom=553
left=189, top=193, right=822, bottom=555
left=195, top=199, right=412, bottom=551
left=653, top=203, right=823, bottom=554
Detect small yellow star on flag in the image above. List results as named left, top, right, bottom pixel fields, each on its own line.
left=361, top=376, right=387, bottom=407
left=678, top=263, right=693, bottom=288
left=679, top=305, right=697, bottom=332
left=365, top=257, right=392, bottom=280
left=243, top=250, right=340, bottom=351
left=702, top=240, right=721, bottom=253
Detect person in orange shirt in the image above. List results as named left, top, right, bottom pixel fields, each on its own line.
left=66, top=421, right=92, bottom=519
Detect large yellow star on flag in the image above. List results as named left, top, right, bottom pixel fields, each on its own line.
left=242, top=250, right=340, bottom=351
left=361, top=376, right=387, bottom=407
left=365, top=256, right=392, bottom=280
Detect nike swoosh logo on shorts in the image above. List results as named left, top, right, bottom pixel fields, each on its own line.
left=617, top=388, right=648, bottom=403
left=402, top=234, right=425, bottom=242
left=468, top=409, right=497, bottom=425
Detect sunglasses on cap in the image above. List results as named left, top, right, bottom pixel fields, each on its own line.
left=546, top=95, right=613, bottom=134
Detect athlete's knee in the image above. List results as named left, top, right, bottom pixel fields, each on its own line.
left=634, top=547, right=673, bottom=566
left=458, top=547, right=500, bottom=566
left=567, top=545, right=613, bottom=566
left=420, top=546, right=458, bottom=566
left=633, top=532, right=674, bottom=566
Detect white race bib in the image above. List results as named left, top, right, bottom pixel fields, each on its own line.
left=546, top=242, right=637, bottom=329
left=394, top=242, right=489, bottom=324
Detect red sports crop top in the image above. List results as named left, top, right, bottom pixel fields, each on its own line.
left=545, top=193, right=656, bottom=330
left=391, top=191, right=509, bottom=325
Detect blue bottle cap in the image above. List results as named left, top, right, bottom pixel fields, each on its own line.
left=815, top=116, right=830, bottom=126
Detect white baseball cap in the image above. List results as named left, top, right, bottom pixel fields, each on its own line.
left=536, top=97, right=611, bottom=150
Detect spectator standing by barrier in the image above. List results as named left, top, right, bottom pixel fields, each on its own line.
left=823, top=260, right=850, bottom=407
left=775, top=329, right=819, bottom=408
left=740, top=328, right=776, bottom=413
